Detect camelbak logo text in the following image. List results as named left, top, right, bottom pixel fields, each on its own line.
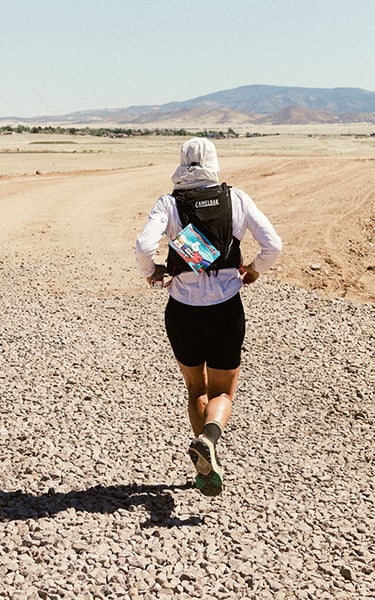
left=194, top=199, right=220, bottom=208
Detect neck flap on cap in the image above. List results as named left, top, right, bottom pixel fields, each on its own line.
left=172, top=137, right=220, bottom=190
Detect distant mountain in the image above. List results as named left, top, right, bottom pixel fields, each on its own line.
left=2, top=85, right=375, bottom=126
left=180, top=85, right=375, bottom=114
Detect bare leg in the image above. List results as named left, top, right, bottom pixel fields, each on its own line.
left=206, top=365, right=241, bottom=430
left=176, top=360, right=240, bottom=435
left=176, top=360, right=208, bottom=436
left=178, top=363, right=241, bottom=497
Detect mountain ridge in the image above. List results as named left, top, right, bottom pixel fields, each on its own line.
left=2, top=84, right=375, bottom=126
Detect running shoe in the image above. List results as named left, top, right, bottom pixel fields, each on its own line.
left=188, top=435, right=224, bottom=497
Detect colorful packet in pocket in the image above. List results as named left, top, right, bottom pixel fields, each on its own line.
left=169, top=223, right=220, bottom=275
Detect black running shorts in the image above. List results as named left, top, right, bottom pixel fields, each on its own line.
left=165, top=293, right=245, bottom=370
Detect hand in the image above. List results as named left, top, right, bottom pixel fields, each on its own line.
left=240, top=262, right=259, bottom=285
left=146, top=263, right=168, bottom=285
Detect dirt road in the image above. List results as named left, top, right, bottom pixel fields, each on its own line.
left=1, top=133, right=374, bottom=302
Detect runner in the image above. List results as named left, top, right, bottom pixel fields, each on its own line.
left=136, top=137, right=282, bottom=496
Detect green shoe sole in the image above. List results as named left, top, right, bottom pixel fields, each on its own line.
left=196, top=471, right=223, bottom=497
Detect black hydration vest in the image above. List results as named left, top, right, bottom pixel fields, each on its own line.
left=166, top=182, right=242, bottom=276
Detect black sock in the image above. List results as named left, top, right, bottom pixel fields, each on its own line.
left=202, top=422, right=222, bottom=446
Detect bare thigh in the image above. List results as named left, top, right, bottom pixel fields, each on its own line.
left=177, top=361, right=240, bottom=401
left=207, top=365, right=240, bottom=400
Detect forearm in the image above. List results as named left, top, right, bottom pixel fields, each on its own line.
left=135, top=197, right=168, bottom=277
left=135, top=239, right=156, bottom=277
left=252, top=236, right=282, bottom=274
left=245, top=203, right=282, bottom=273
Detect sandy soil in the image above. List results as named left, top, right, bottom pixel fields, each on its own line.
left=0, top=130, right=374, bottom=303
left=0, top=130, right=374, bottom=598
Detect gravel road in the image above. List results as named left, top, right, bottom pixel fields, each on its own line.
left=0, top=256, right=373, bottom=599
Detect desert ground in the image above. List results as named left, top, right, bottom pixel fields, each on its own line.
left=0, top=128, right=374, bottom=599
left=0, top=127, right=374, bottom=303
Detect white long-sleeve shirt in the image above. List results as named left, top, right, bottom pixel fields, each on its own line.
left=136, top=186, right=282, bottom=306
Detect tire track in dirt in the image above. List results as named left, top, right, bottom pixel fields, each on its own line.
left=1, top=155, right=374, bottom=302
left=234, top=156, right=375, bottom=303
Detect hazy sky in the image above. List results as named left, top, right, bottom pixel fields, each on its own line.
left=1, top=0, right=374, bottom=117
